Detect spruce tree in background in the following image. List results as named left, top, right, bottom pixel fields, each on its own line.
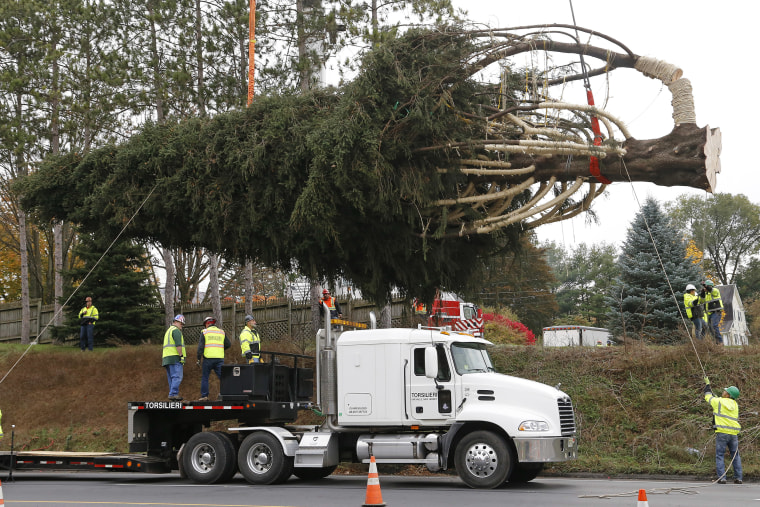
left=606, top=198, right=702, bottom=343
left=55, top=234, right=163, bottom=345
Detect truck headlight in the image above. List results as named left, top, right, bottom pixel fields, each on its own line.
left=518, top=420, right=549, bottom=431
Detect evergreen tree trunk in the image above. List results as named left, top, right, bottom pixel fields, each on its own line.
left=244, top=259, right=253, bottom=316
left=19, top=211, right=31, bottom=344
left=163, top=247, right=175, bottom=326
left=311, top=278, right=321, bottom=333
left=208, top=253, right=222, bottom=327
left=379, top=302, right=392, bottom=329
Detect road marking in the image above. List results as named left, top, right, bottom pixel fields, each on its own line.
left=8, top=502, right=297, bottom=507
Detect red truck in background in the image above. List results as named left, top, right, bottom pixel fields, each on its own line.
left=427, top=291, right=484, bottom=337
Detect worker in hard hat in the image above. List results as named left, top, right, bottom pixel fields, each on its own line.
left=684, top=284, right=706, bottom=340
left=239, top=315, right=261, bottom=364
left=700, top=280, right=724, bottom=345
left=196, top=316, right=231, bottom=402
left=78, top=296, right=99, bottom=351
left=319, top=289, right=342, bottom=319
left=703, top=377, right=742, bottom=484
left=163, top=314, right=186, bottom=401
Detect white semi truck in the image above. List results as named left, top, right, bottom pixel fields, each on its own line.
left=1, top=312, right=578, bottom=489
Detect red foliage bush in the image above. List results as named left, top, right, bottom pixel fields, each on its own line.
left=483, top=313, right=536, bottom=345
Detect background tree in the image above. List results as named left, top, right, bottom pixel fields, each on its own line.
left=463, top=235, right=558, bottom=335
left=57, top=233, right=163, bottom=343
left=666, top=193, right=760, bottom=285
left=546, top=241, right=617, bottom=326
left=606, top=198, right=702, bottom=343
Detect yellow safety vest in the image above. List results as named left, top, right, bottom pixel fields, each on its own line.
left=684, top=292, right=701, bottom=319
left=202, top=326, right=226, bottom=359
left=239, top=327, right=261, bottom=359
left=702, top=288, right=723, bottom=314
left=162, top=325, right=185, bottom=359
left=78, top=305, right=99, bottom=322
left=705, top=393, right=740, bottom=435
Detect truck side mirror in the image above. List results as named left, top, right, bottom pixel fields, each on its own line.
left=424, top=346, right=438, bottom=379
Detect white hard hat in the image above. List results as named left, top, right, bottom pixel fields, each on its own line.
left=685, top=284, right=697, bottom=292
left=174, top=314, right=186, bottom=324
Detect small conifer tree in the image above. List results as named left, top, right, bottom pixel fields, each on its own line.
left=606, top=198, right=702, bottom=343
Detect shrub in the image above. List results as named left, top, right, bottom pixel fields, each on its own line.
left=483, top=310, right=536, bottom=345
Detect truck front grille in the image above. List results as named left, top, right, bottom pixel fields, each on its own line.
left=557, top=397, right=576, bottom=436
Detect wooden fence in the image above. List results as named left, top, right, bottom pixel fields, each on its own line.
left=0, top=297, right=412, bottom=348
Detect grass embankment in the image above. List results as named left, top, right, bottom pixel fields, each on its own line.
left=0, top=341, right=757, bottom=479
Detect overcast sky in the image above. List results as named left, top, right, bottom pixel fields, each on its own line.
left=449, top=0, right=756, bottom=252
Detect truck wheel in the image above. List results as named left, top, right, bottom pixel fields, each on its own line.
left=182, top=432, right=234, bottom=484
left=509, top=462, right=543, bottom=483
left=237, top=431, right=294, bottom=485
left=454, top=430, right=514, bottom=489
left=213, top=431, right=239, bottom=482
left=293, top=465, right=337, bottom=481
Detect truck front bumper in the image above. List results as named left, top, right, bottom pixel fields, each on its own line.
left=513, top=435, right=577, bottom=462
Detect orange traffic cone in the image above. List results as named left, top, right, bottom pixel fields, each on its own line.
left=637, top=489, right=649, bottom=507
left=362, top=455, right=386, bottom=506
left=0, top=478, right=4, bottom=505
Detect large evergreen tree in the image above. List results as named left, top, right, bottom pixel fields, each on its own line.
left=57, top=234, right=163, bottom=344
left=606, top=198, right=702, bottom=343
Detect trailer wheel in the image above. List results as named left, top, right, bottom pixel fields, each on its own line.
left=237, top=431, right=294, bottom=485
left=213, top=431, right=239, bottom=482
left=509, top=462, right=543, bottom=483
left=182, top=432, right=234, bottom=484
left=292, top=465, right=337, bottom=481
left=454, top=430, right=514, bottom=489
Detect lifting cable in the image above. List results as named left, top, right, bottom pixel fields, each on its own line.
left=568, top=0, right=611, bottom=185
left=0, top=181, right=161, bottom=386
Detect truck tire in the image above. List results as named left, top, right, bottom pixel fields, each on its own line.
left=509, top=462, right=543, bottom=483
left=182, top=432, right=234, bottom=484
left=454, top=430, right=514, bottom=489
left=237, top=431, right=294, bottom=485
left=213, top=431, right=239, bottom=482
left=292, top=465, right=337, bottom=481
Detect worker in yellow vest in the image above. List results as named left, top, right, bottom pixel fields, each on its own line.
left=162, top=315, right=186, bottom=401
left=239, top=315, right=261, bottom=364
left=196, top=316, right=230, bottom=401
left=684, top=284, right=706, bottom=340
left=704, top=377, right=742, bottom=484
left=700, top=280, right=724, bottom=345
left=78, top=296, right=99, bottom=351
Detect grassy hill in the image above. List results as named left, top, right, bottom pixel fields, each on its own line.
left=0, top=340, right=757, bottom=479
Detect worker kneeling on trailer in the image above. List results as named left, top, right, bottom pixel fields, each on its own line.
left=704, top=377, right=742, bottom=484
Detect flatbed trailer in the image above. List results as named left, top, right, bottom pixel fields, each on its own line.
left=0, top=351, right=315, bottom=477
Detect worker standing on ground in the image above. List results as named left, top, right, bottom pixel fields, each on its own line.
left=239, top=315, right=261, bottom=364
left=703, top=377, right=742, bottom=484
left=700, top=280, right=724, bottom=345
left=162, top=315, right=186, bottom=401
left=78, top=296, right=99, bottom=351
left=319, top=289, right=342, bottom=319
left=684, top=284, right=706, bottom=340
left=197, top=316, right=230, bottom=401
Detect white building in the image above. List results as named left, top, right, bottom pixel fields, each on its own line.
left=716, top=284, right=750, bottom=346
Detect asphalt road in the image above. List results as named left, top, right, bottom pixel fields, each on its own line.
left=0, top=472, right=757, bottom=507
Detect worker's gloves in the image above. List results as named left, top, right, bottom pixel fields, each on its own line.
left=700, top=289, right=706, bottom=298
left=704, top=376, right=710, bottom=385
left=196, top=359, right=201, bottom=366
left=180, top=357, right=185, bottom=365
left=245, top=351, right=253, bottom=360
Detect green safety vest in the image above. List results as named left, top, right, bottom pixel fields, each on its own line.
left=705, top=393, right=740, bottom=435
left=239, top=327, right=261, bottom=359
left=162, top=325, right=185, bottom=359
left=703, top=288, right=724, bottom=314
left=202, top=326, right=226, bottom=359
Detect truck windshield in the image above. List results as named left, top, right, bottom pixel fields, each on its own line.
left=450, top=342, right=493, bottom=374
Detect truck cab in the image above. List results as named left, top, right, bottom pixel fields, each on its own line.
left=325, top=326, right=577, bottom=487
